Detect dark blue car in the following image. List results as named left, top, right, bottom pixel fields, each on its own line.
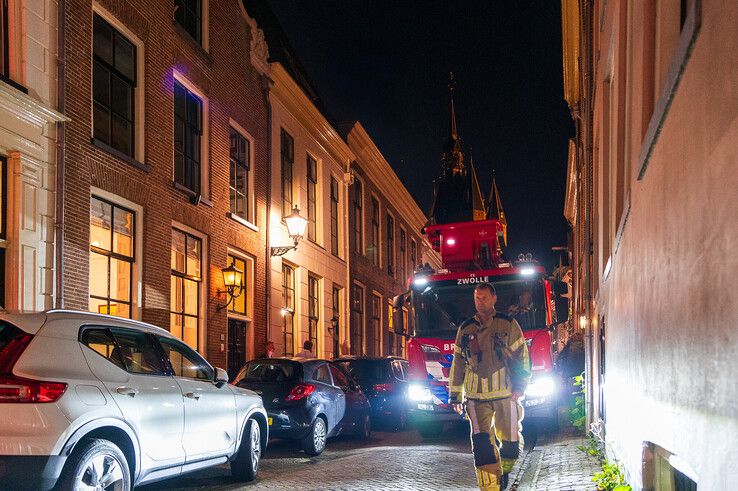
left=233, top=358, right=371, bottom=455
left=334, top=357, right=410, bottom=430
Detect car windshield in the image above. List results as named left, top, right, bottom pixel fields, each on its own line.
left=235, top=360, right=301, bottom=384
left=336, top=360, right=390, bottom=383
left=413, top=279, right=548, bottom=336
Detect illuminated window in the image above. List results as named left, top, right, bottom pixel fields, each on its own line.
left=307, top=155, right=318, bottom=242
left=174, top=0, right=201, bottom=44
left=174, top=80, right=202, bottom=194
left=89, top=196, right=135, bottom=319
left=170, top=228, right=201, bottom=349
left=282, top=263, right=295, bottom=356
left=386, top=300, right=395, bottom=355
left=330, top=177, right=339, bottom=256
left=0, top=157, right=6, bottom=307
left=371, top=294, right=381, bottom=356
left=308, top=274, right=320, bottom=354
left=229, top=128, right=251, bottom=222
left=332, top=285, right=342, bottom=357
left=280, top=129, right=294, bottom=217
left=92, top=14, right=136, bottom=157
left=227, top=254, right=251, bottom=316
left=350, top=284, right=364, bottom=355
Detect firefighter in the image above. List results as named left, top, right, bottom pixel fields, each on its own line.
left=449, top=282, right=531, bottom=491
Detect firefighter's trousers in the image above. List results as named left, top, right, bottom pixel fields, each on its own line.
left=466, top=397, right=524, bottom=491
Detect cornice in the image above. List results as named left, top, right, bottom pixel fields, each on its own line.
left=564, top=139, right=578, bottom=224
left=0, top=81, right=68, bottom=128
left=347, top=122, right=428, bottom=232
left=269, top=63, right=354, bottom=166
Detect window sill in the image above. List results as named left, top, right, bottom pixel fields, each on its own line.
left=91, top=138, right=150, bottom=172
left=0, top=75, right=28, bottom=95
left=173, top=21, right=212, bottom=66
left=227, top=212, right=259, bottom=232
left=172, top=181, right=211, bottom=206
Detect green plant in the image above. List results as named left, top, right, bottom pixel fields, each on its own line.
left=577, top=436, right=603, bottom=458
left=568, top=371, right=586, bottom=432
left=592, top=460, right=631, bottom=491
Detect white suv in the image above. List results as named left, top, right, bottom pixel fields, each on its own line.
left=0, top=310, right=268, bottom=490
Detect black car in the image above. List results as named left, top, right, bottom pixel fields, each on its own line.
left=233, top=358, right=371, bottom=455
left=334, top=357, right=410, bottom=430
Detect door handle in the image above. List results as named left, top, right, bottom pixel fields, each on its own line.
left=184, top=392, right=201, bottom=400
left=116, top=387, right=139, bottom=397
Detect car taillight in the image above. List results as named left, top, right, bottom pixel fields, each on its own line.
left=285, top=383, right=316, bottom=401
left=0, top=332, right=33, bottom=373
left=373, top=383, right=394, bottom=392
left=0, top=376, right=67, bottom=403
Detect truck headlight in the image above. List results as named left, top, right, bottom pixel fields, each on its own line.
left=525, top=376, right=555, bottom=398
left=408, top=384, right=433, bottom=402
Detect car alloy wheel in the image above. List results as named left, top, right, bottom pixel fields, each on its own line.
left=250, top=419, right=261, bottom=474
left=76, top=452, right=126, bottom=491
left=313, top=417, right=327, bottom=452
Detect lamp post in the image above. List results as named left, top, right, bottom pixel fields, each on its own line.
left=216, top=262, right=244, bottom=311
left=271, top=206, right=308, bottom=256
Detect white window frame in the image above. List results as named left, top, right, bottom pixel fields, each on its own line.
left=172, top=71, right=210, bottom=201
left=228, top=118, right=257, bottom=229
left=171, top=220, right=208, bottom=354
left=329, top=172, right=343, bottom=259
left=369, top=193, right=382, bottom=268
left=90, top=187, right=143, bottom=321
left=305, top=150, right=321, bottom=246
left=352, top=175, right=365, bottom=256
left=91, top=3, right=146, bottom=163
left=386, top=209, right=396, bottom=278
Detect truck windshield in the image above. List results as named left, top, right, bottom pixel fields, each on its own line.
left=412, top=279, right=548, bottom=337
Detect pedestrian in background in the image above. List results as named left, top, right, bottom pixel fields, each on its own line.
left=258, top=341, right=276, bottom=359
left=449, top=282, right=531, bottom=490
left=295, top=340, right=315, bottom=359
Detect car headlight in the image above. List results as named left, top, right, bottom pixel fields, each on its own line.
left=408, top=384, right=433, bottom=402
left=525, top=376, right=555, bottom=398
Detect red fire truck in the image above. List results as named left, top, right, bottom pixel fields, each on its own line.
left=393, top=218, right=569, bottom=438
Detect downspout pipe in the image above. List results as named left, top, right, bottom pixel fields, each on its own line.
left=261, top=74, right=273, bottom=353
left=343, top=159, right=352, bottom=357
left=55, top=0, right=66, bottom=309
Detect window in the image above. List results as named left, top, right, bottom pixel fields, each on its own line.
left=350, top=284, right=364, bottom=355
left=410, top=239, right=417, bottom=272
left=329, top=364, right=350, bottom=389
left=174, top=80, right=202, bottom=194
left=386, top=300, right=395, bottom=355
left=170, top=229, right=201, bottom=350
left=313, top=364, right=332, bottom=385
left=387, top=214, right=395, bottom=276
left=89, top=197, right=134, bottom=319
left=0, top=0, right=8, bottom=79
left=92, top=14, right=136, bottom=157
left=174, top=0, right=201, bottom=44
left=80, top=329, right=126, bottom=370
left=229, top=128, right=250, bottom=221
left=307, top=154, right=318, bottom=242
left=0, top=157, right=5, bottom=308
left=330, top=177, right=339, bottom=256
left=227, top=254, right=250, bottom=316
left=370, top=197, right=380, bottom=267
left=352, top=180, right=363, bottom=254
left=280, top=129, right=294, bottom=217
left=308, top=274, right=320, bottom=354
left=371, top=294, right=381, bottom=356
left=110, top=328, right=167, bottom=375
left=332, top=286, right=342, bottom=357
left=282, top=263, right=295, bottom=356
left=399, top=228, right=407, bottom=282
left=158, top=335, right=214, bottom=381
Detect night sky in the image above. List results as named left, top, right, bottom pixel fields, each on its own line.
left=268, top=1, right=574, bottom=270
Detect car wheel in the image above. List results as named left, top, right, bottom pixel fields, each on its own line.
left=231, top=418, right=261, bottom=482
left=417, top=422, right=444, bottom=439
left=393, top=409, right=408, bottom=432
left=355, top=413, right=371, bottom=440
left=301, top=416, right=327, bottom=456
left=58, top=438, right=131, bottom=491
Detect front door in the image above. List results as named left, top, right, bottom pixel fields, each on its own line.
left=227, top=318, right=247, bottom=380
left=157, top=336, right=238, bottom=461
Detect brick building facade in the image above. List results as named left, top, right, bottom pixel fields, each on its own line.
left=60, top=0, right=269, bottom=372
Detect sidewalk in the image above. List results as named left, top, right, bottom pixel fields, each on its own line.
left=510, top=419, right=602, bottom=491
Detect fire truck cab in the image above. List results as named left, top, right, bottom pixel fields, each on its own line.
left=393, top=219, right=569, bottom=437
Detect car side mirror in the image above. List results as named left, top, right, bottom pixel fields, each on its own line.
left=214, top=367, right=229, bottom=388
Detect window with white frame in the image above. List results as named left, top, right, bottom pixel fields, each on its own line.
left=330, top=176, right=339, bottom=256
left=410, top=238, right=418, bottom=272
left=229, top=127, right=251, bottom=222
left=174, top=0, right=202, bottom=44
left=352, top=180, right=363, bottom=255
left=308, top=274, right=320, bottom=354
left=307, top=154, right=318, bottom=243
left=370, top=197, right=380, bottom=268
left=174, top=80, right=203, bottom=194
left=350, top=283, right=364, bottom=355
left=371, top=294, right=381, bottom=356
left=386, top=213, right=395, bottom=276
left=399, top=227, right=407, bottom=282
left=227, top=253, right=252, bottom=317
left=280, top=129, right=294, bottom=217
left=282, top=263, right=295, bottom=356
left=171, top=228, right=202, bottom=350
left=89, top=196, right=135, bottom=318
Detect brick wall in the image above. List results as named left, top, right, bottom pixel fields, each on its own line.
left=62, top=0, right=269, bottom=367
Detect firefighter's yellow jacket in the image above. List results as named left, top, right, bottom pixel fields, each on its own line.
left=448, top=311, right=531, bottom=402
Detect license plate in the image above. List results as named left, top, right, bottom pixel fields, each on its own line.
left=267, top=417, right=273, bottom=426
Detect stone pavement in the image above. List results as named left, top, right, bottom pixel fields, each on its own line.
left=510, top=421, right=602, bottom=491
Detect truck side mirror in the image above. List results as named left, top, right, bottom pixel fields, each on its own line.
left=553, top=280, right=569, bottom=324
left=392, top=292, right=407, bottom=335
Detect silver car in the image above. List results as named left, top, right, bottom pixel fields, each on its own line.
left=0, top=310, right=268, bottom=490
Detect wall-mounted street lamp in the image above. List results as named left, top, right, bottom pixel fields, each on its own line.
left=271, top=206, right=308, bottom=256
left=216, top=262, right=244, bottom=311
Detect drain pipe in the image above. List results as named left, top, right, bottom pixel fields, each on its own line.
left=343, top=158, right=352, bottom=356
left=54, top=0, right=66, bottom=309
left=261, top=74, right=273, bottom=352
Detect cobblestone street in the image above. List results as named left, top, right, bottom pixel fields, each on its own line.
left=140, top=415, right=601, bottom=491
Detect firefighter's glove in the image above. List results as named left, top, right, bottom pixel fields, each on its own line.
left=448, top=391, right=462, bottom=405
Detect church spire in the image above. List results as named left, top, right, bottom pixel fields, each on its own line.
left=448, top=72, right=459, bottom=141
left=487, top=173, right=508, bottom=246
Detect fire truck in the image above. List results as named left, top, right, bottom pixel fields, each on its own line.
left=392, top=218, right=570, bottom=438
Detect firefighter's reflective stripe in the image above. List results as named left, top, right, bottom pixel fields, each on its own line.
left=509, top=336, right=526, bottom=351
